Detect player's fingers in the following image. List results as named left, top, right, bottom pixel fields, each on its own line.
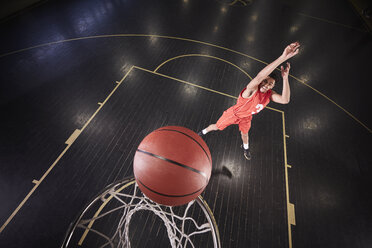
left=281, top=65, right=284, bottom=70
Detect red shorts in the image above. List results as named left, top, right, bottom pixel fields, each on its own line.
left=216, top=108, right=252, bottom=134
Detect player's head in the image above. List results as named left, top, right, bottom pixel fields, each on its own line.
left=259, top=72, right=279, bottom=93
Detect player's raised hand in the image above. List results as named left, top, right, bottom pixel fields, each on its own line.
left=282, top=42, right=300, bottom=60
left=281, top=62, right=290, bottom=78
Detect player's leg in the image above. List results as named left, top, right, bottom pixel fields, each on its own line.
left=198, top=124, right=219, bottom=136
left=240, top=131, right=251, bottom=160
left=239, top=118, right=252, bottom=160
left=198, top=109, right=236, bottom=136
left=205, top=123, right=219, bottom=132
left=241, top=131, right=249, bottom=146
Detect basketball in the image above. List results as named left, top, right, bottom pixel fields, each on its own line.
left=133, top=126, right=212, bottom=206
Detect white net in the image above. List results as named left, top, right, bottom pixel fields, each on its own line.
left=62, top=178, right=220, bottom=248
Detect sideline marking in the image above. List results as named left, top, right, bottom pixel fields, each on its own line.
left=65, top=129, right=81, bottom=145
left=0, top=66, right=134, bottom=234
left=0, top=34, right=369, bottom=132
left=282, top=112, right=295, bottom=248
left=288, top=203, right=296, bottom=225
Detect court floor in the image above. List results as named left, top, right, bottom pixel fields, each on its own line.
left=0, top=0, right=371, bottom=247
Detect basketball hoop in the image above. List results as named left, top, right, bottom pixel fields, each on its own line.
left=61, top=177, right=220, bottom=248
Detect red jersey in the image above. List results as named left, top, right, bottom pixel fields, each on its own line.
left=232, top=88, right=272, bottom=118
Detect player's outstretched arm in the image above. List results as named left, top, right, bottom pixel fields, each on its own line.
left=271, top=62, right=291, bottom=104
left=246, top=42, right=300, bottom=90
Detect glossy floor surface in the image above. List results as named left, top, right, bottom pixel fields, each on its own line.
left=0, top=0, right=371, bottom=247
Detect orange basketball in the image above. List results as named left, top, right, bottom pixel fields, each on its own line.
left=133, top=126, right=212, bottom=206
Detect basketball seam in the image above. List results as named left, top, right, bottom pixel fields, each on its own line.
left=137, top=178, right=205, bottom=198
left=155, top=128, right=212, bottom=165
left=136, top=149, right=208, bottom=181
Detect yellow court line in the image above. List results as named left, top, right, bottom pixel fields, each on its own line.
left=266, top=106, right=284, bottom=113
left=65, top=129, right=81, bottom=145
left=0, top=34, right=368, bottom=132
left=228, top=0, right=248, bottom=6
left=282, top=112, right=295, bottom=248
left=288, top=203, right=296, bottom=225
left=0, top=66, right=134, bottom=234
left=237, top=0, right=248, bottom=6
left=298, top=12, right=368, bottom=33
left=229, top=0, right=239, bottom=5
left=154, top=54, right=252, bottom=80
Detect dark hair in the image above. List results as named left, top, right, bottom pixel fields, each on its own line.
left=268, top=71, right=280, bottom=83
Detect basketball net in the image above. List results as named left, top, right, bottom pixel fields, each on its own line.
left=62, top=178, right=220, bottom=248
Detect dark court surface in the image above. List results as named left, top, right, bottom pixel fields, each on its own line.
left=0, top=0, right=371, bottom=247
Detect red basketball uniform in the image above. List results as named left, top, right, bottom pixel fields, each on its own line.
left=216, top=88, right=272, bottom=133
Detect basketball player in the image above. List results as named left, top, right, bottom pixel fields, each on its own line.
left=198, top=42, right=300, bottom=160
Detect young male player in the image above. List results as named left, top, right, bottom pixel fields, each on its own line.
left=198, top=42, right=300, bottom=160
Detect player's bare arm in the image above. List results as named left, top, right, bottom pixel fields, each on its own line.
left=271, top=62, right=291, bottom=104
left=243, top=42, right=300, bottom=98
